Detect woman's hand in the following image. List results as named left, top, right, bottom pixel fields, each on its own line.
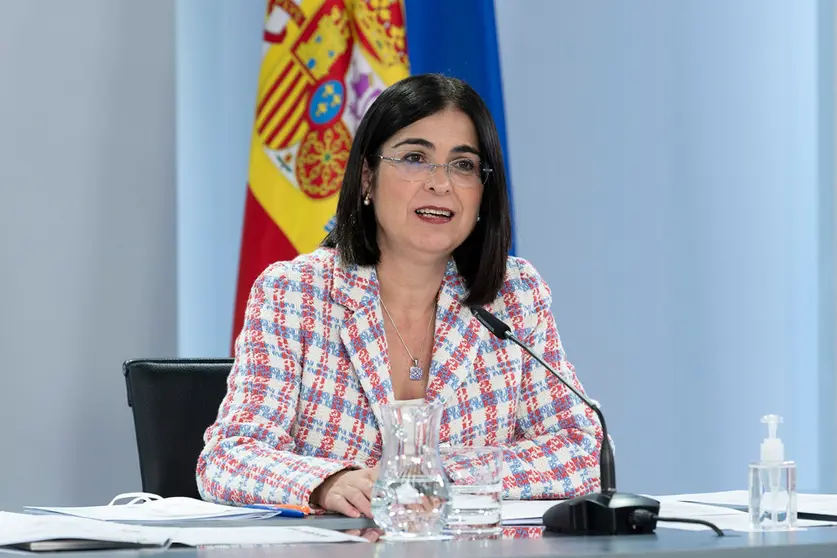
left=311, top=468, right=378, bottom=518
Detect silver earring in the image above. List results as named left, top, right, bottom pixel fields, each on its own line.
left=476, top=215, right=481, bottom=222
left=363, top=193, right=371, bottom=206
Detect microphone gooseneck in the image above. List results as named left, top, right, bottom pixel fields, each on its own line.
left=471, top=306, right=615, bottom=492
left=470, top=306, right=662, bottom=536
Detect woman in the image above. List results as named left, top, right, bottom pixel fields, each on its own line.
left=197, top=74, right=603, bottom=518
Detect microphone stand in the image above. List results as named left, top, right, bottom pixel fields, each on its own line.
left=472, top=307, right=660, bottom=535
left=514, top=334, right=660, bottom=535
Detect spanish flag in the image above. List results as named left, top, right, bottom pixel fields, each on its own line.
left=233, top=0, right=410, bottom=344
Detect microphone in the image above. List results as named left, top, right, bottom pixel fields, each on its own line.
left=471, top=307, right=660, bottom=535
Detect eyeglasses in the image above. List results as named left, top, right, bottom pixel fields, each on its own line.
left=377, top=155, right=492, bottom=187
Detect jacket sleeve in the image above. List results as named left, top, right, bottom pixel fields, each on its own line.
left=196, top=264, right=355, bottom=506
left=502, top=262, right=604, bottom=500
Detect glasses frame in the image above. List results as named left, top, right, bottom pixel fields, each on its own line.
left=377, top=155, right=493, bottom=187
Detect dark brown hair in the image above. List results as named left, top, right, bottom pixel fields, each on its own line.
left=322, top=74, right=512, bottom=306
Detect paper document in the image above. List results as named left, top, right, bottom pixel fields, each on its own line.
left=170, top=526, right=369, bottom=546
left=656, top=513, right=748, bottom=532
left=0, top=512, right=368, bottom=549
left=658, top=500, right=747, bottom=518
left=659, top=490, right=837, bottom=519
left=0, top=513, right=172, bottom=548
left=654, top=513, right=833, bottom=532
left=499, top=499, right=743, bottom=526
left=656, top=490, right=749, bottom=507
left=654, top=501, right=754, bottom=532
left=792, top=494, right=837, bottom=517
left=501, top=500, right=561, bottom=526
left=24, top=496, right=280, bottom=522
left=498, top=497, right=836, bottom=532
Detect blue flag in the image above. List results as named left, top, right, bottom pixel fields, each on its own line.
left=405, top=0, right=516, bottom=254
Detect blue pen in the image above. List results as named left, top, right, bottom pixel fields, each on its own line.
left=245, top=504, right=306, bottom=518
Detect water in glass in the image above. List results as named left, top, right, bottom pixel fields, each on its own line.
left=441, top=446, right=504, bottom=536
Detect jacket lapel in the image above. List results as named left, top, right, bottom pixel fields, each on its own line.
left=331, top=259, right=393, bottom=427
left=425, top=259, right=483, bottom=407
left=331, top=255, right=483, bottom=422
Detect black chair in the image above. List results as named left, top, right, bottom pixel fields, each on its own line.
left=123, top=358, right=233, bottom=499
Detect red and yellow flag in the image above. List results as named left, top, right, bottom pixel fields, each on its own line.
left=233, top=0, right=409, bottom=344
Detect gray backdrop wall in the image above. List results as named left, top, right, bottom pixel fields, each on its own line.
left=177, top=0, right=837, bottom=495
left=0, top=0, right=834, bottom=509
left=495, top=0, right=836, bottom=493
left=0, top=0, right=176, bottom=509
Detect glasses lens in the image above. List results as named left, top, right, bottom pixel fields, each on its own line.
left=388, top=156, right=490, bottom=187
left=450, top=161, right=489, bottom=187
left=397, top=160, right=430, bottom=180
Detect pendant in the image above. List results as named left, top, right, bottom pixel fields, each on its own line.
left=409, top=359, right=423, bottom=381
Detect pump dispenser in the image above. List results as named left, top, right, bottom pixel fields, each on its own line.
left=748, top=414, right=797, bottom=530
left=760, top=414, right=784, bottom=462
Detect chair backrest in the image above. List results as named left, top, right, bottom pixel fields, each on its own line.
left=123, top=358, right=232, bottom=499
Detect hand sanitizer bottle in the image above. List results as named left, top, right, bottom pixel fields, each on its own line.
left=748, top=414, right=797, bottom=530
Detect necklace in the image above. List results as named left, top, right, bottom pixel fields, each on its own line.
left=380, top=298, right=435, bottom=381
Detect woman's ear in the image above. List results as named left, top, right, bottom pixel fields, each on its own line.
left=361, top=161, right=373, bottom=199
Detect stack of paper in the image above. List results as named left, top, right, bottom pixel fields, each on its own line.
left=24, top=497, right=280, bottom=522
left=500, top=499, right=747, bottom=529
left=502, top=500, right=560, bottom=526
left=659, top=491, right=837, bottom=522
left=0, top=512, right=172, bottom=549
left=500, top=497, right=836, bottom=532
left=653, top=499, right=755, bottom=532
left=0, top=512, right=368, bottom=551
left=661, top=490, right=837, bottom=518
left=654, top=495, right=836, bottom=531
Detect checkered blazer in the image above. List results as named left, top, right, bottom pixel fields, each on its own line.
left=197, top=247, right=603, bottom=506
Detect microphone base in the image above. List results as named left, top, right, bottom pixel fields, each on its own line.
left=543, top=491, right=661, bottom=535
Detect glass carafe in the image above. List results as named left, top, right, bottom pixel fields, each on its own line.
left=371, top=400, right=451, bottom=539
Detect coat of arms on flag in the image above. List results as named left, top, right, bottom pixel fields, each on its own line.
left=233, top=0, right=409, bottom=343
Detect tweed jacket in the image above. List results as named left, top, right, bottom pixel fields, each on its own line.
left=197, top=247, right=603, bottom=506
